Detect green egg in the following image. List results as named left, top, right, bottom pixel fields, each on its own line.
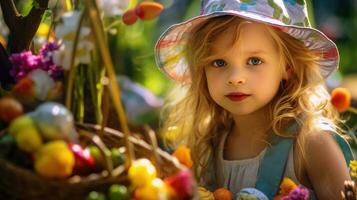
left=86, top=191, right=106, bottom=200
left=108, top=184, right=129, bottom=200
left=111, top=148, right=125, bottom=167
left=89, top=145, right=102, bottom=162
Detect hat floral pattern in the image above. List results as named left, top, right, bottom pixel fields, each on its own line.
left=155, top=0, right=339, bottom=81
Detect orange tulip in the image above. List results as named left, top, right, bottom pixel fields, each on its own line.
left=331, top=87, right=351, bottom=112
left=135, top=2, right=164, bottom=20
left=213, top=188, right=233, bottom=200
left=122, top=9, right=138, bottom=25
left=172, top=145, right=193, bottom=168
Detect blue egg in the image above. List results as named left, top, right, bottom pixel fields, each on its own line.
left=31, top=102, right=77, bottom=141
left=236, top=188, right=269, bottom=200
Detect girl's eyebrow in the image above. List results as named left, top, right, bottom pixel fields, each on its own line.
left=243, top=50, right=268, bottom=54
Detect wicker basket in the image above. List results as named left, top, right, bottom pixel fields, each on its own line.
left=0, top=123, right=189, bottom=200
left=0, top=1, right=197, bottom=199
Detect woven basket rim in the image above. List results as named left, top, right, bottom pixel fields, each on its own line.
left=0, top=122, right=185, bottom=185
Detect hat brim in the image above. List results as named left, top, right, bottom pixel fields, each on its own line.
left=155, top=11, right=339, bottom=81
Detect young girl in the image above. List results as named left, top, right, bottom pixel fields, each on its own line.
left=155, top=0, right=352, bottom=199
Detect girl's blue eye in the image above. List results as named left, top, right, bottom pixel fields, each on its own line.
left=212, top=59, right=227, bottom=67
left=247, top=57, right=262, bottom=65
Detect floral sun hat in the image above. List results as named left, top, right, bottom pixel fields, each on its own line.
left=155, top=0, right=339, bottom=81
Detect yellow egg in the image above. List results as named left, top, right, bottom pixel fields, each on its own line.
left=128, top=158, right=157, bottom=187
left=198, top=187, right=215, bottom=200
left=135, top=178, right=169, bottom=200
left=35, top=140, right=75, bottom=178
left=8, top=115, right=35, bottom=136
left=15, top=127, right=43, bottom=153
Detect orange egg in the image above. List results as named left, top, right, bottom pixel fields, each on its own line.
left=213, top=188, right=232, bottom=200
left=135, top=2, right=164, bottom=20
left=331, top=87, right=351, bottom=112
left=172, top=145, right=193, bottom=168
left=0, top=97, right=24, bottom=123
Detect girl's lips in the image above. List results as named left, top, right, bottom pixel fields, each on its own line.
left=225, top=93, right=251, bottom=102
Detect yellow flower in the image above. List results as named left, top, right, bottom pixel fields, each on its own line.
left=349, top=160, right=357, bottom=179
left=278, top=177, right=297, bottom=196
left=36, top=23, right=50, bottom=37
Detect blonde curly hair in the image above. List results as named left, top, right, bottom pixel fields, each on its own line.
left=160, top=15, right=341, bottom=179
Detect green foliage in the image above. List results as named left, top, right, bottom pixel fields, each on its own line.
left=108, top=18, right=172, bottom=96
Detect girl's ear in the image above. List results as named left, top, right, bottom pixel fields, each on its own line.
left=283, top=65, right=293, bottom=80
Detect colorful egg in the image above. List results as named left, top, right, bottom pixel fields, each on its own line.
left=0, top=97, right=23, bottom=123
left=213, top=188, right=233, bottom=200
left=135, top=178, right=168, bottom=200
left=31, top=102, right=77, bottom=141
left=109, top=184, right=129, bottom=200
left=128, top=158, right=157, bottom=187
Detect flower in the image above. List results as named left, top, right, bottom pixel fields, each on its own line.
left=172, top=145, right=193, bottom=168
left=278, top=177, right=298, bottom=196
left=9, top=42, right=63, bottom=81
left=274, top=178, right=309, bottom=200
left=54, top=11, right=94, bottom=69
left=350, top=160, right=357, bottom=179
left=281, top=186, right=309, bottom=200
left=96, top=0, right=129, bottom=17
left=331, top=87, right=351, bottom=112
left=9, top=51, right=42, bottom=80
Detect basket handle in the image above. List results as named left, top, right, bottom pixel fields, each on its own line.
left=65, top=0, right=135, bottom=169
left=143, top=125, right=162, bottom=177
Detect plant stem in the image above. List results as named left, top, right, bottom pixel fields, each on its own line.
left=84, top=0, right=134, bottom=168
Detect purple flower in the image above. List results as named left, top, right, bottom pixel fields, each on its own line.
left=9, top=51, right=42, bottom=81
left=9, top=42, right=64, bottom=81
left=281, top=186, right=309, bottom=200
left=40, top=41, right=60, bottom=57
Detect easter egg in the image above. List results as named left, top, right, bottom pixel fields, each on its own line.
left=86, top=191, right=106, bottom=200
left=8, top=115, right=35, bottom=136
left=89, top=145, right=103, bottom=164
left=35, top=140, right=75, bottom=178
left=128, top=158, right=157, bottom=187
left=135, top=178, right=168, bottom=200
left=164, top=170, right=194, bottom=199
left=213, top=188, right=233, bottom=200
left=31, top=102, right=77, bottom=141
left=198, top=187, right=215, bottom=200
left=15, top=127, right=43, bottom=153
left=109, top=184, right=129, bottom=200
left=111, top=148, right=125, bottom=167
left=0, top=97, right=23, bottom=123
left=69, top=143, right=96, bottom=175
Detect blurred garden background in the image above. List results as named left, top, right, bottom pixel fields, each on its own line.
left=1, top=0, right=357, bottom=147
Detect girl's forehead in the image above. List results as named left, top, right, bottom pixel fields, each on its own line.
left=210, top=22, right=277, bottom=55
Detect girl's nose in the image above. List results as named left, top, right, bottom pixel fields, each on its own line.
left=228, top=79, right=245, bottom=85
left=227, top=71, right=246, bottom=86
